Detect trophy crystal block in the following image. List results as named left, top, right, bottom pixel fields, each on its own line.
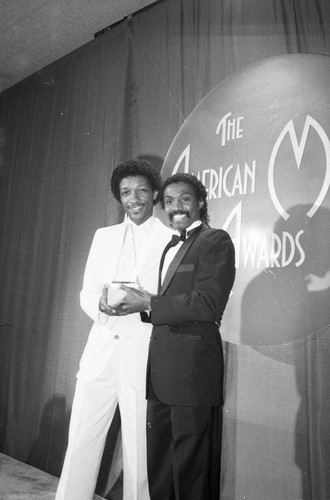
left=106, top=281, right=138, bottom=307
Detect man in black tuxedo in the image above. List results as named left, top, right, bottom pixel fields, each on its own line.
left=118, top=173, right=236, bottom=500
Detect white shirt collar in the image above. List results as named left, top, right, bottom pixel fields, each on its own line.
left=174, top=219, right=202, bottom=237
left=125, top=214, right=155, bottom=234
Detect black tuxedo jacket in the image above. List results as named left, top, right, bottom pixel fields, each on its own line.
left=147, top=224, right=235, bottom=406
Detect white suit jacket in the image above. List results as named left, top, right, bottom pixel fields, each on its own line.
left=77, top=216, right=173, bottom=389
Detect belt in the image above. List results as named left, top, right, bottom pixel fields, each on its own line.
left=140, top=312, right=221, bottom=328
left=159, top=321, right=220, bottom=330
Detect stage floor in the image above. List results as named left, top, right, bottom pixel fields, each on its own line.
left=0, top=452, right=105, bottom=499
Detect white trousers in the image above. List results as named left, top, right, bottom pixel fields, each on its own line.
left=55, top=344, right=150, bottom=500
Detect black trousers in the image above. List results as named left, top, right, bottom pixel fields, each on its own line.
left=146, top=389, right=222, bottom=500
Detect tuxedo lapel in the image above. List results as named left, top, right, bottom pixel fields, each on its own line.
left=157, top=238, right=175, bottom=294
left=160, top=225, right=208, bottom=294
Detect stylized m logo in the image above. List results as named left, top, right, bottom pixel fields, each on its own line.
left=268, top=115, right=330, bottom=220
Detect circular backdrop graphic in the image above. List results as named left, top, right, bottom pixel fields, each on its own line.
left=160, top=53, right=330, bottom=346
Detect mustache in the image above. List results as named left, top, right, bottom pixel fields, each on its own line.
left=127, top=203, right=144, bottom=208
left=169, top=210, right=190, bottom=221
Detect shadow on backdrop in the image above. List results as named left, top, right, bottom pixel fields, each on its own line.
left=240, top=204, right=330, bottom=499
left=28, top=395, right=70, bottom=477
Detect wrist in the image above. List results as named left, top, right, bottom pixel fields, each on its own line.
left=145, top=294, right=153, bottom=311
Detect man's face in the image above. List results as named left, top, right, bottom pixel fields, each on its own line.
left=163, top=181, right=204, bottom=232
left=119, top=175, right=157, bottom=225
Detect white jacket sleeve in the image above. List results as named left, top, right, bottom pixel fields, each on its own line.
left=80, top=229, right=106, bottom=324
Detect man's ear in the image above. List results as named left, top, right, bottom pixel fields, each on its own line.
left=198, top=200, right=204, bottom=210
left=153, top=191, right=159, bottom=201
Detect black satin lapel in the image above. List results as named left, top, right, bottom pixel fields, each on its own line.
left=160, top=225, right=206, bottom=294
left=157, top=238, right=176, bottom=293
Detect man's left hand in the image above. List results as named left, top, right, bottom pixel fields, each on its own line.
left=115, top=285, right=153, bottom=315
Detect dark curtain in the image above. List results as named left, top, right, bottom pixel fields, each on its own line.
left=0, top=0, right=329, bottom=498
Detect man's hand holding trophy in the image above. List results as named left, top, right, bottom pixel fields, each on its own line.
left=99, top=281, right=152, bottom=316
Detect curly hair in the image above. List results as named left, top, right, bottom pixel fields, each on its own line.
left=110, top=158, right=162, bottom=204
left=160, top=173, right=209, bottom=224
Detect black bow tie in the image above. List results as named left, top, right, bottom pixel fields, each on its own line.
left=170, top=230, right=186, bottom=247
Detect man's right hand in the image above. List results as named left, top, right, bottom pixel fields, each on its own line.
left=99, top=285, right=118, bottom=316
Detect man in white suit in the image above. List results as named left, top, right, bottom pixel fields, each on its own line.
left=55, top=158, right=173, bottom=500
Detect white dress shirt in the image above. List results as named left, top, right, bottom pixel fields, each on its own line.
left=161, top=220, right=202, bottom=284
